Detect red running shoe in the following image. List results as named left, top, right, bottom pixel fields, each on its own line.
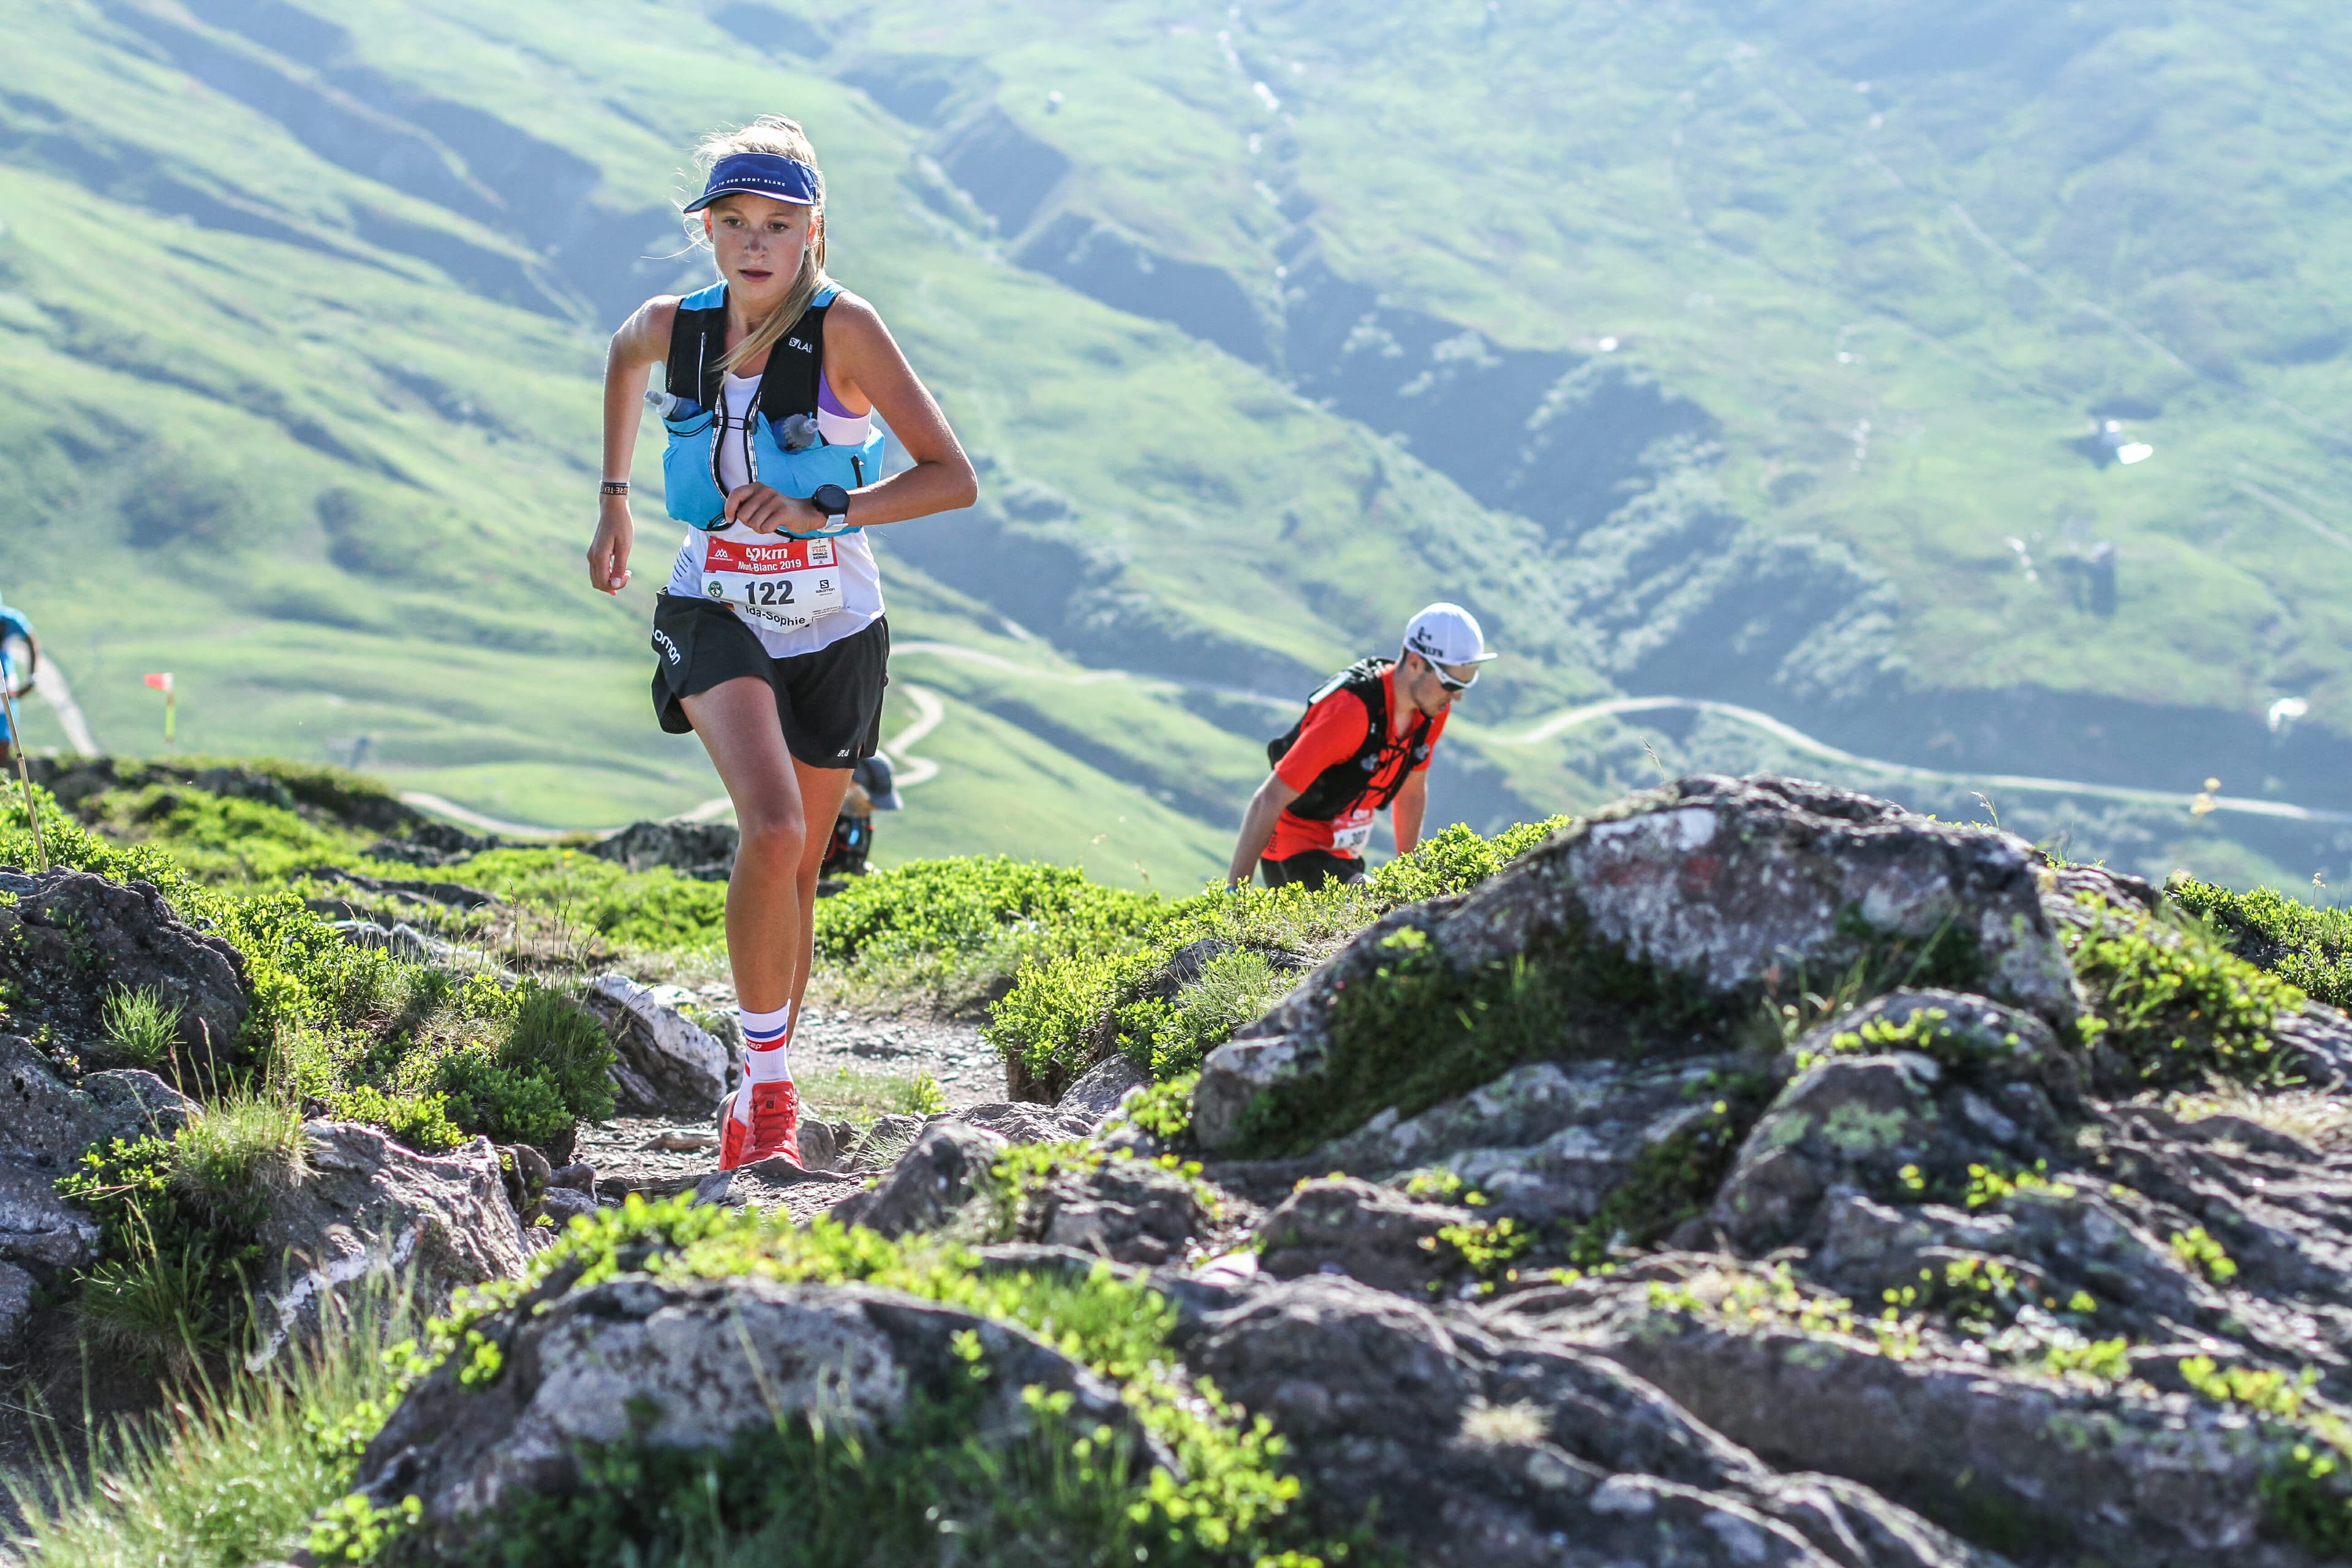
left=718, top=1077, right=803, bottom=1171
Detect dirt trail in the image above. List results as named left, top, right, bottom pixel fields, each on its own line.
left=573, top=1002, right=1002, bottom=1197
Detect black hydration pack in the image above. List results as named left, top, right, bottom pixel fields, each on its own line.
left=1266, top=658, right=1433, bottom=822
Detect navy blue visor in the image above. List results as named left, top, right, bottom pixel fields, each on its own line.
left=684, top=153, right=821, bottom=213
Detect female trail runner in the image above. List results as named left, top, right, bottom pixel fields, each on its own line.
left=587, top=116, right=977, bottom=1169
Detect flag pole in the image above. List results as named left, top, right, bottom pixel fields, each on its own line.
left=0, top=674, right=48, bottom=874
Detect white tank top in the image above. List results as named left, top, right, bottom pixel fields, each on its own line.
left=665, top=369, right=884, bottom=658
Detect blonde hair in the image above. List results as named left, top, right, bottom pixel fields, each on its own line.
left=690, top=115, right=831, bottom=374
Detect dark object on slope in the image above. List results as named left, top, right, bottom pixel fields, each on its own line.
left=822, top=754, right=901, bottom=880
left=590, top=819, right=739, bottom=881
left=367, top=820, right=501, bottom=867
left=0, top=868, right=250, bottom=1072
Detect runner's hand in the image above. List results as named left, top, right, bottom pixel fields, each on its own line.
left=587, top=498, right=633, bottom=595
left=724, top=484, right=824, bottom=536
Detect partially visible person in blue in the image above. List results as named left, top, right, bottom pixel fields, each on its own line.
left=0, top=598, right=37, bottom=769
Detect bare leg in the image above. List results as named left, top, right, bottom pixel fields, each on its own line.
left=678, top=677, right=804, bottom=1014
left=784, top=760, right=855, bottom=1033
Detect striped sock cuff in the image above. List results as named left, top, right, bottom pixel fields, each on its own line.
left=740, top=1002, right=793, bottom=1050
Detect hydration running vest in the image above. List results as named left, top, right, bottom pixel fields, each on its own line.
left=655, top=281, right=887, bottom=536
left=1266, top=659, right=1434, bottom=821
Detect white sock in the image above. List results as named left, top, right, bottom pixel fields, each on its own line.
left=739, top=1003, right=793, bottom=1084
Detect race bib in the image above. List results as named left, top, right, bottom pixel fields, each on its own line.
left=1328, top=814, right=1375, bottom=853
left=700, top=531, right=845, bottom=633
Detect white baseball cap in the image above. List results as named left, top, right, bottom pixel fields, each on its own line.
left=1402, top=602, right=1499, bottom=669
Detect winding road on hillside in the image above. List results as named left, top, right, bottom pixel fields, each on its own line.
left=387, top=640, right=2352, bottom=839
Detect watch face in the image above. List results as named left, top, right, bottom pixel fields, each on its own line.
left=812, top=483, right=850, bottom=515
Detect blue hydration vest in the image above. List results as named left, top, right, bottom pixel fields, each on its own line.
left=655, top=281, right=886, bottom=538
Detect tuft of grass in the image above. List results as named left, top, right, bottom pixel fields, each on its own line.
left=101, top=986, right=185, bottom=1072
left=2166, top=1076, right=2352, bottom=1150
left=169, top=1090, right=307, bottom=1219
left=8, top=1283, right=418, bottom=1568
left=75, top=1210, right=221, bottom=1378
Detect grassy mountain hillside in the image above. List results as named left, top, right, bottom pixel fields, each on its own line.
left=4, top=0, right=2350, bottom=894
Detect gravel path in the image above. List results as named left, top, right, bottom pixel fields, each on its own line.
left=573, top=1001, right=1005, bottom=1200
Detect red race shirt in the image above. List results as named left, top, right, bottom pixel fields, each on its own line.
left=1266, top=665, right=1448, bottom=862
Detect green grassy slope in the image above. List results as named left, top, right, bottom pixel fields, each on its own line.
left=902, top=0, right=2352, bottom=709
left=6, top=0, right=2351, bottom=894
left=0, top=0, right=1596, bottom=868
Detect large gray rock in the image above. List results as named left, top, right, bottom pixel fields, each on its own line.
left=828, top=1121, right=1008, bottom=1238
left=580, top=974, right=733, bottom=1118
left=347, top=1275, right=1140, bottom=1559
left=1708, top=1023, right=2073, bottom=1257
left=1317, top=1054, right=1746, bottom=1223
left=1031, top=1156, right=1211, bottom=1265
left=951, top=1101, right=1095, bottom=1146
left=1183, top=1275, right=2003, bottom=1568
left=0, top=1031, right=195, bottom=1275
left=0, top=1259, right=35, bottom=1355
left=0, top=868, right=249, bottom=1064
left=587, top=819, right=739, bottom=881
left=1196, top=777, right=2078, bottom=1153
left=1509, top=1270, right=2323, bottom=1568
left=247, top=1121, right=532, bottom=1368
left=1054, top=1054, right=1148, bottom=1130
left=1256, top=1177, right=1468, bottom=1295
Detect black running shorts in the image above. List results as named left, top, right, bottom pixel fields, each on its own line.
left=1259, top=849, right=1366, bottom=891
left=650, top=595, right=889, bottom=769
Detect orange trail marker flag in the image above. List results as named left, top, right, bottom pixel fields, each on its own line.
left=144, top=672, right=176, bottom=744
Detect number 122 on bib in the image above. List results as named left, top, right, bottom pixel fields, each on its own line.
left=699, top=534, right=845, bottom=631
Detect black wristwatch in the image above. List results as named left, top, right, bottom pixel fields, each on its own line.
left=812, top=483, right=851, bottom=530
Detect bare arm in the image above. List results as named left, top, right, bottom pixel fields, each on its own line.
left=810, top=292, right=978, bottom=526
left=1227, top=772, right=1303, bottom=889
left=587, top=297, right=676, bottom=594
left=1390, top=769, right=1430, bottom=857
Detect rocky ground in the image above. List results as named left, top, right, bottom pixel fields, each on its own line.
left=12, top=775, right=2352, bottom=1564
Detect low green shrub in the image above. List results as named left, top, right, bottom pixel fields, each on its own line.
left=1118, top=1072, right=1199, bottom=1146
left=321, top=1086, right=467, bottom=1153
left=455, top=848, right=728, bottom=953
left=430, top=983, right=615, bottom=1152
left=78, top=783, right=377, bottom=884
left=1360, top=818, right=1569, bottom=907
left=814, top=856, right=1164, bottom=973
left=2067, top=895, right=2302, bottom=1087
left=983, top=823, right=1568, bottom=1098
left=2171, top=876, right=2352, bottom=1013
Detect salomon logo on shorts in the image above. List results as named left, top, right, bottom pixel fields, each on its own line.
left=653, top=630, right=682, bottom=665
